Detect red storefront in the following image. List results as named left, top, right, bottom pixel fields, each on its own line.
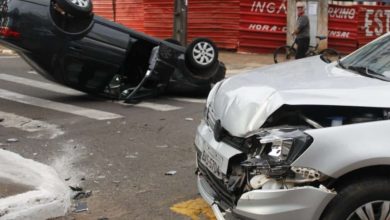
left=93, top=0, right=388, bottom=54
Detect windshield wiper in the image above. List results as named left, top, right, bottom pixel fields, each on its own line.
left=347, top=65, right=390, bottom=81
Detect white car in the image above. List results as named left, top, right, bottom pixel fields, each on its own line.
left=195, top=32, right=390, bottom=220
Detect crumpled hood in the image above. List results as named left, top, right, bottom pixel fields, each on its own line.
left=210, top=56, right=390, bottom=137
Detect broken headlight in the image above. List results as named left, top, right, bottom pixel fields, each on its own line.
left=242, top=128, right=313, bottom=177
left=259, top=128, right=312, bottom=164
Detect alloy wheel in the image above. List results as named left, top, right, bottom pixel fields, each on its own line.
left=347, top=201, right=390, bottom=220
left=71, top=0, right=89, bottom=8
left=192, top=42, right=215, bottom=66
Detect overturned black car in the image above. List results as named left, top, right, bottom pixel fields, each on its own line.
left=0, top=0, right=225, bottom=101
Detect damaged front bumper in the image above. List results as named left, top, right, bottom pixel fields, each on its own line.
left=197, top=174, right=336, bottom=220
left=195, top=120, right=337, bottom=220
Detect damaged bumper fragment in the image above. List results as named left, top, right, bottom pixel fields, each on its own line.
left=198, top=175, right=335, bottom=220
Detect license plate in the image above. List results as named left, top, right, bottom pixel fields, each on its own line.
left=201, top=144, right=223, bottom=179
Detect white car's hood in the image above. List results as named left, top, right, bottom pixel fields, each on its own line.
left=211, top=56, right=390, bottom=137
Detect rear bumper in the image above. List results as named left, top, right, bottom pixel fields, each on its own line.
left=197, top=174, right=336, bottom=220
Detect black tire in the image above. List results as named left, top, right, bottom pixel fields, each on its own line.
left=186, top=38, right=218, bottom=69
left=55, top=0, right=93, bottom=17
left=273, top=46, right=296, bottom=63
left=321, top=177, right=390, bottom=220
left=320, top=48, right=340, bottom=63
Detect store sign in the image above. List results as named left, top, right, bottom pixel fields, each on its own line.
left=328, top=30, right=351, bottom=39
left=248, top=24, right=286, bottom=32
left=328, top=7, right=356, bottom=20
left=364, top=9, right=390, bottom=37
left=250, top=0, right=287, bottom=14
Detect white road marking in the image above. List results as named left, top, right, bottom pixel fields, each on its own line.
left=27, top=70, right=38, bottom=75
left=0, top=73, right=185, bottom=111
left=0, top=56, right=18, bottom=59
left=0, top=73, right=208, bottom=111
left=0, top=73, right=85, bottom=96
left=117, top=101, right=182, bottom=111
left=0, top=111, right=64, bottom=139
left=169, top=97, right=206, bottom=104
left=0, top=89, right=123, bottom=120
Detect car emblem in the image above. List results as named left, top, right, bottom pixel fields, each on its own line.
left=214, top=120, right=224, bottom=142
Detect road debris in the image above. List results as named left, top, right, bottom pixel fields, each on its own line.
left=185, top=118, right=194, bottom=121
left=74, top=202, right=88, bottom=213
left=125, top=155, right=137, bottom=159
left=6, top=138, right=18, bottom=143
left=73, top=190, right=92, bottom=200
left=98, top=217, right=109, bottom=220
left=112, top=180, right=121, bottom=186
left=156, top=145, right=169, bottom=149
left=165, top=170, right=177, bottom=176
left=69, top=186, right=83, bottom=192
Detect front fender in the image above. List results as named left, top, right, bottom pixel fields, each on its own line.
left=293, top=120, right=390, bottom=178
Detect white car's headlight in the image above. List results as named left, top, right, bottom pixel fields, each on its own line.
left=241, top=127, right=313, bottom=177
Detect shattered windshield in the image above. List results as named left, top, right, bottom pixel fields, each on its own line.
left=341, top=34, right=390, bottom=79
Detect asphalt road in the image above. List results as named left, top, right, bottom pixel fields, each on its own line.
left=0, top=55, right=211, bottom=220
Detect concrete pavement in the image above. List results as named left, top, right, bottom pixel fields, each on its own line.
left=219, top=51, right=275, bottom=76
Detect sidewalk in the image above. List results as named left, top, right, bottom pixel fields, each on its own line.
left=0, top=46, right=14, bottom=55
left=219, top=51, right=274, bottom=76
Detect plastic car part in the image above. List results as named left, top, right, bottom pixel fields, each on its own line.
left=122, top=46, right=160, bottom=102
left=54, top=0, right=93, bottom=17
left=186, top=38, right=218, bottom=69
left=122, top=70, right=153, bottom=102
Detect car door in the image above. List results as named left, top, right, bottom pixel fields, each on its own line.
left=60, top=21, right=129, bottom=93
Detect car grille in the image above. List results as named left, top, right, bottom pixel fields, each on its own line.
left=196, top=149, right=236, bottom=209
left=205, top=106, right=248, bottom=152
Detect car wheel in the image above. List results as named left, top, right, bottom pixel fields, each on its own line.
left=55, top=0, right=93, bottom=17
left=321, top=177, right=390, bottom=220
left=186, top=38, right=218, bottom=69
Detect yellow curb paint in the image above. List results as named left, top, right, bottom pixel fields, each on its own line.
left=170, top=198, right=216, bottom=220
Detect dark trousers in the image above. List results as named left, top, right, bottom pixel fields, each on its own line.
left=295, top=37, right=310, bottom=59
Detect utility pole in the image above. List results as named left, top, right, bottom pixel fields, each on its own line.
left=173, top=0, right=188, bottom=46
left=287, top=0, right=297, bottom=45
left=317, top=0, right=328, bottom=50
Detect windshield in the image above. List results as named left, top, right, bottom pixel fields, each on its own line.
left=341, top=34, right=390, bottom=79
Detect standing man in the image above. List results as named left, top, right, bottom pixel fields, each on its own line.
left=292, top=1, right=310, bottom=59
